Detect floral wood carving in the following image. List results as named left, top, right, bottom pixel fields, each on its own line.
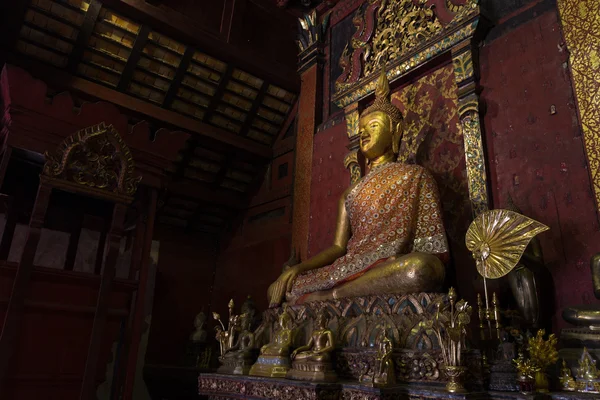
left=43, top=122, right=141, bottom=198
left=336, top=0, right=478, bottom=95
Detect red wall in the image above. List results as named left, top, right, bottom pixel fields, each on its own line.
left=0, top=263, right=133, bottom=399
left=308, top=121, right=350, bottom=257
left=211, top=148, right=294, bottom=317
left=480, top=7, right=600, bottom=329
left=145, top=227, right=218, bottom=365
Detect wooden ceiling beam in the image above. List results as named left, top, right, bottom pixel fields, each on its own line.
left=240, top=81, right=269, bottom=137
left=162, top=46, right=195, bottom=109
left=67, top=0, right=102, bottom=73
left=6, top=55, right=273, bottom=159
left=117, top=25, right=150, bottom=91
left=168, top=180, right=247, bottom=210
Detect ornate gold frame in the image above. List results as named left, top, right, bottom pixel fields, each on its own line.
left=42, top=122, right=141, bottom=203
left=334, top=0, right=489, bottom=215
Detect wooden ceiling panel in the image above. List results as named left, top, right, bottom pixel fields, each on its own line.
left=6, top=0, right=299, bottom=232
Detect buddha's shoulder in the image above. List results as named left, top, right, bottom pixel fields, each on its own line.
left=390, top=162, right=431, bottom=176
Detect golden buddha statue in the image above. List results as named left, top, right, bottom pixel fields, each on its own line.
left=218, top=313, right=257, bottom=375
left=268, top=69, right=448, bottom=307
left=287, top=308, right=336, bottom=382
left=249, top=308, right=294, bottom=377
left=373, top=329, right=395, bottom=386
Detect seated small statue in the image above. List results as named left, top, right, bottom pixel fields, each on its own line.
left=559, top=359, right=576, bottom=391
left=287, top=308, right=336, bottom=382
left=563, top=252, right=600, bottom=330
left=218, top=313, right=257, bottom=375
left=373, top=330, right=395, bottom=386
left=249, top=309, right=294, bottom=377
left=268, top=68, right=448, bottom=307
left=190, top=311, right=207, bottom=343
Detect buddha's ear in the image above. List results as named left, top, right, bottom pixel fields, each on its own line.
left=392, top=120, right=403, bottom=155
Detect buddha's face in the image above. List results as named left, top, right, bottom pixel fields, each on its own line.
left=316, top=313, right=328, bottom=329
left=359, top=111, right=395, bottom=160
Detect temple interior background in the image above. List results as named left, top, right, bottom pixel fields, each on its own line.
left=0, top=0, right=599, bottom=399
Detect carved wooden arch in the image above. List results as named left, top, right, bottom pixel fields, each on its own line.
left=42, top=122, right=141, bottom=203
left=334, top=0, right=489, bottom=216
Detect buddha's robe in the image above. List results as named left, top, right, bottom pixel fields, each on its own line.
left=289, top=162, right=448, bottom=303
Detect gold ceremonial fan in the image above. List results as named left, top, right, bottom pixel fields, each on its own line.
left=466, top=209, right=549, bottom=312
left=466, top=209, right=549, bottom=279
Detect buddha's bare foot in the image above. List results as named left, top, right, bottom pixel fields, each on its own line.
left=302, top=289, right=334, bottom=303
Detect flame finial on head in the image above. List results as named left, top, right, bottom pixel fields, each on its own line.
left=361, top=67, right=404, bottom=128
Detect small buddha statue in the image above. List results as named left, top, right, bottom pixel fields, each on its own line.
left=190, top=311, right=207, bottom=343
left=287, top=308, right=337, bottom=382
left=218, top=313, right=257, bottom=375
left=268, top=68, right=448, bottom=307
left=563, top=252, right=600, bottom=330
left=559, top=359, right=576, bottom=391
left=373, top=329, right=395, bottom=386
left=250, top=308, right=294, bottom=377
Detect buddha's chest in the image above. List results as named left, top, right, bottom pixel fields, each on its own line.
left=346, top=163, right=421, bottom=234
left=312, top=331, right=330, bottom=349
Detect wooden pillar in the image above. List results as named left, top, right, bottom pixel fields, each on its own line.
left=0, top=183, right=52, bottom=391
left=452, top=40, right=490, bottom=216
left=80, top=202, right=128, bottom=400
left=122, top=187, right=158, bottom=400
left=291, top=15, right=325, bottom=261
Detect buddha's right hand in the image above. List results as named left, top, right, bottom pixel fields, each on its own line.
left=268, top=266, right=301, bottom=307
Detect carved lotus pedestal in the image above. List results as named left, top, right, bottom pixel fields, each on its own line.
left=254, top=294, right=483, bottom=389
left=198, top=373, right=500, bottom=399
left=287, top=360, right=337, bottom=382
left=249, top=355, right=290, bottom=378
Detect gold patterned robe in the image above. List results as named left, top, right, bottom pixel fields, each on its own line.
left=289, top=162, right=448, bottom=303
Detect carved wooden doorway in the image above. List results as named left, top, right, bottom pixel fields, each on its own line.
left=0, top=123, right=148, bottom=399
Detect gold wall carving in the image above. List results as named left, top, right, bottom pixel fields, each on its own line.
left=334, top=0, right=479, bottom=106
left=364, top=0, right=443, bottom=76
left=43, top=122, right=141, bottom=200
left=558, top=0, right=600, bottom=214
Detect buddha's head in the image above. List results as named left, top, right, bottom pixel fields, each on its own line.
left=359, top=68, right=404, bottom=161
left=315, top=308, right=330, bottom=329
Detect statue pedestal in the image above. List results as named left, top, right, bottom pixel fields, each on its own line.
left=287, top=360, right=337, bottom=382
left=249, top=355, right=290, bottom=378
left=254, top=294, right=483, bottom=388
left=198, top=373, right=567, bottom=399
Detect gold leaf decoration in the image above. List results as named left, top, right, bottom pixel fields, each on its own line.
left=465, top=209, right=549, bottom=279
left=43, top=122, right=141, bottom=197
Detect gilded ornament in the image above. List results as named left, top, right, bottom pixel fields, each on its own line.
left=430, top=287, right=472, bottom=393
left=214, top=299, right=258, bottom=375
left=466, top=209, right=549, bottom=280
left=343, top=150, right=363, bottom=185
left=513, top=352, right=539, bottom=395
left=576, top=347, right=600, bottom=393
left=527, top=329, right=558, bottom=392
left=43, top=122, right=141, bottom=199
left=559, top=359, right=577, bottom=391
left=557, top=0, right=600, bottom=215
